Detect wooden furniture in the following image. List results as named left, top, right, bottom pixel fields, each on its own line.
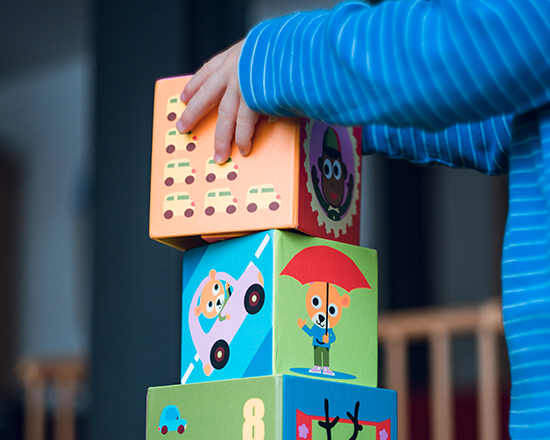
left=378, top=299, right=504, bottom=440
left=16, top=357, right=87, bottom=440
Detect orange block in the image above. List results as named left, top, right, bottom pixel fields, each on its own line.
left=150, top=75, right=362, bottom=250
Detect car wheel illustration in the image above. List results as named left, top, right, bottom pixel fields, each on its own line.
left=205, top=173, right=216, bottom=183
left=164, top=210, right=174, bottom=220
left=165, top=177, right=174, bottom=186
left=227, top=171, right=237, bottom=181
left=178, top=425, right=185, bottom=434
left=186, top=142, right=196, bottom=152
left=244, top=284, right=265, bottom=315
left=185, top=175, right=195, bottom=185
left=184, top=208, right=194, bottom=218
left=166, top=144, right=175, bottom=154
left=161, top=425, right=168, bottom=435
left=167, top=112, right=177, bottom=122
left=226, top=205, right=236, bottom=214
left=247, top=203, right=257, bottom=213
left=210, top=340, right=230, bottom=370
left=269, top=201, right=280, bottom=211
left=205, top=206, right=215, bottom=216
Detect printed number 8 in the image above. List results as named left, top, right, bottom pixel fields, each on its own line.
left=243, top=398, right=265, bottom=440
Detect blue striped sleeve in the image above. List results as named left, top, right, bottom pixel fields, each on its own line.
left=239, top=0, right=550, bottom=131
left=362, top=114, right=512, bottom=175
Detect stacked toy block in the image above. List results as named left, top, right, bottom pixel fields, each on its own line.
left=149, top=76, right=362, bottom=249
left=147, top=76, right=397, bottom=439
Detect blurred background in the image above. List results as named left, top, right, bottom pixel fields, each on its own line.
left=0, top=0, right=509, bottom=439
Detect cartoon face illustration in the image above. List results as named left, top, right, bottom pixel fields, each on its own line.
left=163, top=191, right=195, bottom=220
left=316, top=127, right=350, bottom=208
left=307, top=125, right=357, bottom=227
left=194, top=269, right=232, bottom=320
left=305, top=282, right=350, bottom=330
left=187, top=263, right=265, bottom=378
left=320, top=149, right=346, bottom=208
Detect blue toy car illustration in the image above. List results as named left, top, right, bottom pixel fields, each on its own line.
left=158, top=405, right=187, bottom=435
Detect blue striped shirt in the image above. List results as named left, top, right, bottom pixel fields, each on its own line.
left=239, top=1, right=550, bottom=438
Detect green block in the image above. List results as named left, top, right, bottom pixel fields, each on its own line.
left=182, top=230, right=378, bottom=387
left=147, top=375, right=396, bottom=440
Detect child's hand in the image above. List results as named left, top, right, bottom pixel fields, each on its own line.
left=177, top=40, right=260, bottom=164
left=322, top=334, right=329, bottom=343
left=297, top=318, right=306, bottom=328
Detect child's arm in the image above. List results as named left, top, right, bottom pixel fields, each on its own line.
left=363, top=114, right=512, bottom=175
left=179, top=1, right=549, bottom=164
left=239, top=1, right=550, bottom=129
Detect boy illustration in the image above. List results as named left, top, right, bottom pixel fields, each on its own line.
left=311, top=127, right=354, bottom=221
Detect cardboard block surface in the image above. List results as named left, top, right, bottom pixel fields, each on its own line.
left=181, top=230, right=378, bottom=387
left=150, top=76, right=362, bottom=250
left=146, top=375, right=397, bottom=440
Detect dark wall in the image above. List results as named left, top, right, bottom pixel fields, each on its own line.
left=91, top=0, right=246, bottom=438
left=387, top=159, right=433, bottom=310
left=0, top=150, right=19, bottom=395
left=0, top=149, right=22, bottom=440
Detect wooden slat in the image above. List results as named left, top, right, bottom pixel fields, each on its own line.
left=477, top=304, right=501, bottom=440
left=26, top=376, right=46, bottom=440
left=55, top=377, right=78, bottom=440
left=17, top=360, right=46, bottom=440
left=429, top=328, right=454, bottom=440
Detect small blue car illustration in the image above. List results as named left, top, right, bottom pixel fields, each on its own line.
left=158, top=405, right=187, bottom=435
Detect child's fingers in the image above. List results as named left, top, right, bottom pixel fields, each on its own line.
left=181, top=74, right=206, bottom=105
left=181, top=54, right=225, bottom=103
left=235, top=100, right=260, bottom=157
left=213, top=89, right=240, bottom=164
left=177, top=74, right=226, bottom=133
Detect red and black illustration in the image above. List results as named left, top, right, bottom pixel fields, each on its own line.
left=311, top=127, right=354, bottom=222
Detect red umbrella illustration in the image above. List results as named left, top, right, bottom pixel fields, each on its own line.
left=280, top=245, right=371, bottom=336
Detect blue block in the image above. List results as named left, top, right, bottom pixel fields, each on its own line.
left=180, top=230, right=378, bottom=387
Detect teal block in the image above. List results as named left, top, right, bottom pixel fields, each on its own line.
left=181, top=230, right=378, bottom=387
left=146, top=375, right=397, bottom=440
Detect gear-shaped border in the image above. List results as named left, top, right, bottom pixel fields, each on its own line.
left=303, top=120, right=360, bottom=238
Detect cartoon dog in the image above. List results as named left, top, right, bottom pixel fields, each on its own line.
left=194, top=269, right=232, bottom=322
left=298, top=281, right=350, bottom=375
